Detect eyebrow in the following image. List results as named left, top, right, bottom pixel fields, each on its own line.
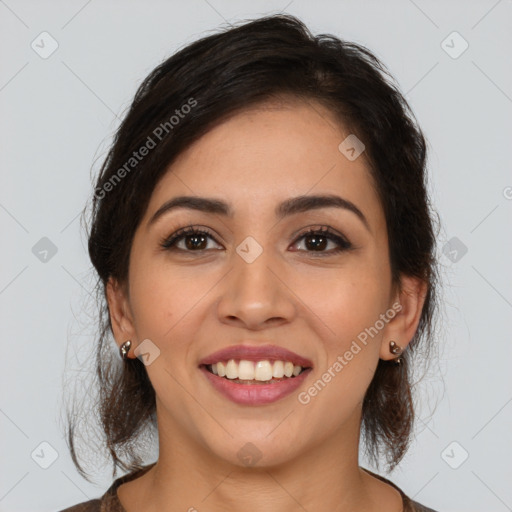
left=147, top=194, right=370, bottom=231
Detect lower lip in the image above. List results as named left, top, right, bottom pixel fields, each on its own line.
left=200, top=366, right=312, bottom=405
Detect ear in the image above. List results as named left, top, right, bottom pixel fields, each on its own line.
left=106, top=277, right=137, bottom=359
left=379, top=275, right=428, bottom=361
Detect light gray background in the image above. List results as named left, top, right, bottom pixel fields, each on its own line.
left=1, top=1, right=511, bottom=511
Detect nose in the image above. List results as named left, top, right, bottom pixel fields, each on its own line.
left=216, top=244, right=296, bottom=330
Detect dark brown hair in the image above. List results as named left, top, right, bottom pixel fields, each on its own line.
left=67, top=13, right=438, bottom=481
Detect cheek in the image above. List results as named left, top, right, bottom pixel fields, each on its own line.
left=305, top=254, right=391, bottom=404
left=127, top=260, right=181, bottom=340
left=128, top=258, right=221, bottom=347
left=298, top=260, right=389, bottom=344
left=331, top=280, right=384, bottom=326
left=296, top=275, right=386, bottom=420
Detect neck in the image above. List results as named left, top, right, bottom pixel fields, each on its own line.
left=133, top=409, right=388, bottom=511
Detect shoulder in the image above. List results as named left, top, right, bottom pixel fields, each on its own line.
left=56, top=490, right=121, bottom=512
left=56, top=462, right=157, bottom=512
left=57, top=499, right=102, bottom=512
left=361, top=467, right=439, bottom=512
left=408, top=501, right=439, bottom=512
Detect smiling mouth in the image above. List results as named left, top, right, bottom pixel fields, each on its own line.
left=201, top=359, right=312, bottom=385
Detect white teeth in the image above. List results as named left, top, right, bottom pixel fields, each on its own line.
left=254, top=361, right=273, bottom=381
left=238, top=360, right=255, bottom=380
left=225, top=359, right=238, bottom=379
left=272, top=360, right=284, bottom=378
left=208, top=359, right=305, bottom=381
left=216, top=361, right=226, bottom=377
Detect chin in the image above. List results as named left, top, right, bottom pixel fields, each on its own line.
left=207, top=433, right=304, bottom=470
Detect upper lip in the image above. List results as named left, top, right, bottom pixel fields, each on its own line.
left=199, top=344, right=313, bottom=368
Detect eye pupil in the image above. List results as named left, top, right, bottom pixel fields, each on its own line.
left=185, top=234, right=207, bottom=250
left=305, top=234, right=327, bottom=251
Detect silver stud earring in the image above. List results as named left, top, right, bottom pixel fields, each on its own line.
left=120, top=340, right=132, bottom=360
left=389, top=340, right=403, bottom=365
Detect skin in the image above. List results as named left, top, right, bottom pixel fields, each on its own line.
left=107, top=97, right=427, bottom=512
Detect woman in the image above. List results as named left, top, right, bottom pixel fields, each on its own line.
left=61, top=14, right=439, bottom=512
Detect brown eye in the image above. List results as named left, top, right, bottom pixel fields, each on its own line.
left=303, top=233, right=329, bottom=251
left=291, top=227, right=352, bottom=254
left=160, top=227, right=222, bottom=251
left=184, top=233, right=208, bottom=250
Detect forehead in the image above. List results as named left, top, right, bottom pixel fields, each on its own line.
left=143, top=99, right=384, bottom=229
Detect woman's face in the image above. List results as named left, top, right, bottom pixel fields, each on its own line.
left=109, top=98, right=413, bottom=468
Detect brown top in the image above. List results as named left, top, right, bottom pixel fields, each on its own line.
left=58, top=463, right=438, bottom=512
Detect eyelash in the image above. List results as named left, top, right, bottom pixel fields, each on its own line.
left=159, top=225, right=352, bottom=255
